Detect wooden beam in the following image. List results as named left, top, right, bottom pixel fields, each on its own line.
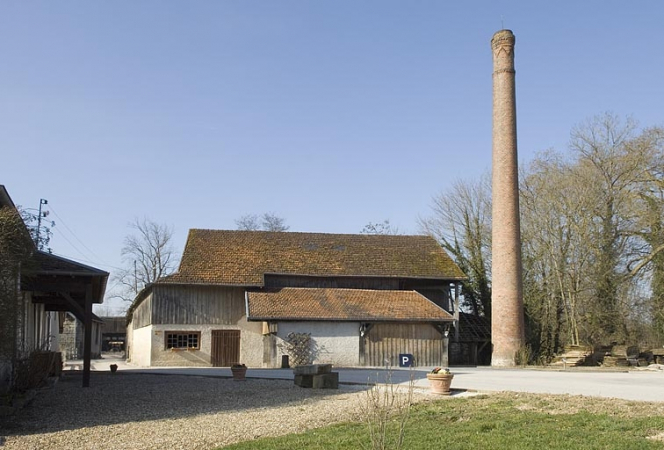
left=83, top=284, right=92, bottom=388
left=23, top=278, right=90, bottom=294
left=60, top=292, right=86, bottom=322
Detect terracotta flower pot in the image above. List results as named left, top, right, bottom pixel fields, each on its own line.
left=426, top=373, right=454, bottom=395
left=231, top=366, right=247, bottom=381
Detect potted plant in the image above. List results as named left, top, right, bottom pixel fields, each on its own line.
left=230, top=363, right=247, bottom=381
left=426, top=367, right=453, bottom=395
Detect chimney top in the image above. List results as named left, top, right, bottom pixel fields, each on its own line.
left=491, top=29, right=515, bottom=49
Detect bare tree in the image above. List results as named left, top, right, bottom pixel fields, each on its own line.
left=626, top=126, right=664, bottom=340
left=419, top=174, right=492, bottom=317
left=235, top=213, right=289, bottom=232
left=568, top=113, right=651, bottom=343
left=422, top=113, right=664, bottom=360
left=360, top=219, right=401, bottom=235
left=521, top=150, right=595, bottom=354
left=18, top=206, right=54, bottom=253
left=113, top=218, right=178, bottom=303
left=521, top=114, right=664, bottom=352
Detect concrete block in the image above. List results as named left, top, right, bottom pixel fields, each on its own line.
left=293, top=364, right=332, bottom=376
left=294, top=374, right=313, bottom=388
left=312, top=372, right=339, bottom=389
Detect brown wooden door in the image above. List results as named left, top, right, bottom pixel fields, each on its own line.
left=211, top=330, right=241, bottom=367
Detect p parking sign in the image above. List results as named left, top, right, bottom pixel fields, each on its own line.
left=399, top=354, right=413, bottom=367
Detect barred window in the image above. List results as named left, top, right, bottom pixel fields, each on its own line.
left=166, top=332, right=200, bottom=350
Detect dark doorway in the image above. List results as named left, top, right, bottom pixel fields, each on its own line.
left=211, top=330, right=241, bottom=367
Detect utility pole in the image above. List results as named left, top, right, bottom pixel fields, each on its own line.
left=36, top=199, right=48, bottom=250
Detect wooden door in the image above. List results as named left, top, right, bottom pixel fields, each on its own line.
left=211, top=330, right=241, bottom=367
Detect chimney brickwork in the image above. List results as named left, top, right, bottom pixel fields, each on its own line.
left=490, top=29, right=525, bottom=367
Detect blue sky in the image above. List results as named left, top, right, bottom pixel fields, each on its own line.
left=1, top=2, right=663, bottom=313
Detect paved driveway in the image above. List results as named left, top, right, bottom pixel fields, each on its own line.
left=80, top=356, right=664, bottom=402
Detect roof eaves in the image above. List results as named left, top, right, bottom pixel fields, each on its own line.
left=0, top=185, right=16, bottom=209
left=36, top=251, right=110, bottom=277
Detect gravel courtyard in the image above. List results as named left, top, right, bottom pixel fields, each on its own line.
left=0, top=372, right=429, bottom=449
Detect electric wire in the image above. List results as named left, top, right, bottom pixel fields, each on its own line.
left=48, top=205, right=108, bottom=264
left=50, top=250, right=124, bottom=272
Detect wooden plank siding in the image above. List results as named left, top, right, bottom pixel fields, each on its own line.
left=265, top=275, right=400, bottom=290
left=101, top=317, right=127, bottom=334
left=151, top=285, right=245, bottom=325
left=131, top=292, right=153, bottom=329
left=363, top=323, right=444, bottom=367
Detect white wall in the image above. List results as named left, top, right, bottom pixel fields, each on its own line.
left=276, top=321, right=360, bottom=367
left=126, top=319, right=133, bottom=362
left=131, top=325, right=153, bottom=366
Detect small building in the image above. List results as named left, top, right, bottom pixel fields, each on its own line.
left=0, top=185, right=108, bottom=390
left=127, top=230, right=466, bottom=368
left=450, top=312, right=492, bottom=366
left=100, top=316, right=127, bottom=352
left=59, top=313, right=103, bottom=360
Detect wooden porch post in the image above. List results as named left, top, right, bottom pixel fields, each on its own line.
left=83, top=284, right=92, bottom=388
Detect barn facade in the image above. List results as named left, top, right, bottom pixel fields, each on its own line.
left=126, top=230, right=466, bottom=368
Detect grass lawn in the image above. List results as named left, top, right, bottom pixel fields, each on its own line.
left=221, top=392, right=664, bottom=449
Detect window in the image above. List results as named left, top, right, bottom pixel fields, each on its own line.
left=166, top=332, right=200, bottom=350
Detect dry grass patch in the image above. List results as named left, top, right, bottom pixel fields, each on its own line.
left=487, top=391, right=664, bottom=417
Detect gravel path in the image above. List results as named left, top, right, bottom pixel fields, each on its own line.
left=0, top=372, right=430, bottom=449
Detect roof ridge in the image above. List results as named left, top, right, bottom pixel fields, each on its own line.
left=188, top=228, right=431, bottom=239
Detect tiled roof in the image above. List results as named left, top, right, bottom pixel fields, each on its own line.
left=246, top=287, right=454, bottom=322
left=164, top=230, right=465, bottom=286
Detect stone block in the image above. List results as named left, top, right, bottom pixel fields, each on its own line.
left=294, top=374, right=313, bottom=388
left=312, top=372, right=339, bottom=389
left=292, top=364, right=332, bottom=376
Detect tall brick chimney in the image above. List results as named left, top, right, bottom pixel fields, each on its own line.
left=490, top=29, right=525, bottom=367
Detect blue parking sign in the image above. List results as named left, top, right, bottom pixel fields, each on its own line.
left=399, top=354, right=413, bottom=367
